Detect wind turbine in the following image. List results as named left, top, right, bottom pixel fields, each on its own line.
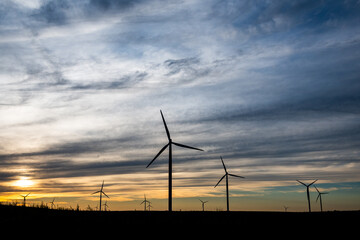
left=198, top=199, right=208, bottom=211
left=140, top=195, right=150, bottom=211
left=314, top=185, right=329, bottom=212
left=147, top=201, right=153, bottom=211
left=91, top=180, right=109, bottom=212
left=214, top=156, right=245, bottom=212
left=20, top=193, right=30, bottom=207
left=283, top=206, right=289, bottom=212
left=103, top=201, right=110, bottom=211
left=146, top=110, right=204, bottom=212
left=296, top=179, right=317, bottom=212
left=49, top=198, right=56, bottom=209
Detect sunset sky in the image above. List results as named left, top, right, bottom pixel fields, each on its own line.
left=1, top=0, right=360, bottom=211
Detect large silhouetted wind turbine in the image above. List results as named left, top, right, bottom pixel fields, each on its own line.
left=314, top=185, right=329, bottom=212
left=92, top=180, right=109, bottom=212
left=146, top=110, right=204, bottom=212
left=214, top=156, right=244, bottom=212
left=296, top=179, right=317, bottom=212
left=20, top=193, right=30, bottom=207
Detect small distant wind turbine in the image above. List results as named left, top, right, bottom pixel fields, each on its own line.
left=284, top=206, right=289, bottom=212
left=198, top=199, right=208, bottom=211
left=214, top=156, right=245, bottom=212
left=92, top=180, right=109, bottom=212
left=20, top=193, right=30, bottom=207
left=296, top=179, right=317, bottom=212
left=140, top=195, right=150, bottom=211
left=314, top=185, right=329, bottom=212
left=49, top=198, right=56, bottom=209
left=147, top=201, right=153, bottom=211
left=146, top=110, right=204, bottom=212
left=103, top=201, right=110, bottom=211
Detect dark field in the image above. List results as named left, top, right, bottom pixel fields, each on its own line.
left=1, top=205, right=358, bottom=231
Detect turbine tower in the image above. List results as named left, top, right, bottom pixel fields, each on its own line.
left=146, top=110, right=204, bottom=212
left=20, top=193, right=30, bottom=207
left=92, top=180, right=109, bottom=212
left=314, top=185, right=329, bottom=212
left=214, top=156, right=244, bottom=211
left=198, top=199, right=208, bottom=211
left=296, top=179, right=317, bottom=212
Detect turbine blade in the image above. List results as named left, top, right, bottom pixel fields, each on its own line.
left=220, top=156, right=227, bottom=173
left=214, top=174, right=226, bottom=188
left=101, top=180, right=104, bottom=191
left=313, top=185, right=320, bottom=193
left=229, top=173, right=245, bottom=178
left=296, top=180, right=306, bottom=186
left=146, top=143, right=169, bottom=168
left=102, top=191, right=110, bottom=198
left=160, top=110, right=171, bottom=141
left=92, top=191, right=100, bottom=195
left=316, top=194, right=320, bottom=202
left=309, top=179, right=318, bottom=186
left=25, top=193, right=30, bottom=197
left=172, top=142, right=204, bottom=151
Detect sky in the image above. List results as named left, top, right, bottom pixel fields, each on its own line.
left=0, top=0, right=360, bottom=211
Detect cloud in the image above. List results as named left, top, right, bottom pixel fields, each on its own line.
left=70, top=71, right=148, bottom=90
left=29, top=0, right=148, bottom=26
left=0, top=135, right=140, bottom=161
left=32, top=0, right=70, bottom=25
left=89, top=0, right=143, bottom=11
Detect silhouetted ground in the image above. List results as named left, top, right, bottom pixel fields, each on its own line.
left=0, top=205, right=358, bottom=232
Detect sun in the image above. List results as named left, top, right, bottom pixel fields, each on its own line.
left=13, top=177, right=35, bottom=188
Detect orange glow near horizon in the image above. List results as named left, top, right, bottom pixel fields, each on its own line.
left=1, top=172, right=359, bottom=211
